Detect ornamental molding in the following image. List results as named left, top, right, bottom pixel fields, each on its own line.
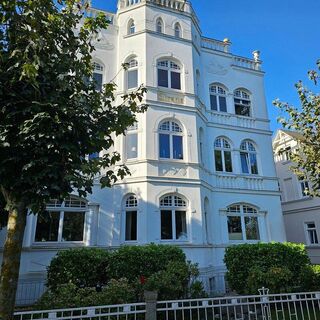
left=206, top=61, right=228, bottom=76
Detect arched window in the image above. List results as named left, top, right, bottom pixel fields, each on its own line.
left=160, top=194, right=187, bottom=241
left=35, top=196, right=87, bottom=243
left=174, top=23, right=181, bottom=38
left=214, top=137, right=233, bottom=172
left=126, top=122, right=138, bottom=159
left=124, top=194, right=138, bottom=241
left=159, top=120, right=183, bottom=160
left=126, top=58, right=138, bottom=89
left=240, top=140, right=258, bottom=174
left=156, top=18, right=164, bottom=33
left=157, top=59, right=181, bottom=90
left=234, top=89, right=251, bottom=117
left=226, top=204, right=260, bottom=241
left=128, top=19, right=135, bottom=35
left=210, top=84, right=227, bottom=112
left=92, top=62, right=104, bottom=91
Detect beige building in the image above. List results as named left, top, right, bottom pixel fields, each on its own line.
left=273, top=129, right=320, bottom=264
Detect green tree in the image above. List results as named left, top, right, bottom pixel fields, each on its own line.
left=274, top=60, right=320, bottom=195
left=0, top=0, right=146, bottom=318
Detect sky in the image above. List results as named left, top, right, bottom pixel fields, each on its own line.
left=92, top=0, right=320, bottom=134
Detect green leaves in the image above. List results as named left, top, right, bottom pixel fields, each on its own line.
left=0, top=0, right=147, bottom=212
left=274, top=60, right=320, bottom=197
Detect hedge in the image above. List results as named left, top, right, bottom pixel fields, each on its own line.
left=224, top=242, right=314, bottom=294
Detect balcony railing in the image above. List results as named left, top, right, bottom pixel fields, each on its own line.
left=233, top=55, right=262, bottom=71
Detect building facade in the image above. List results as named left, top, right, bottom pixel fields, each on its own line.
left=273, top=129, right=320, bottom=264
left=0, top=0, right=286, bottom=303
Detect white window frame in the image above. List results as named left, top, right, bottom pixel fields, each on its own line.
left=240, top=140, right=259, bottom=175
left=174, top=23, right=181, bottom=38
left=159, top=195, right=188, bottom=242
left=210, top=84, right=227, bottom=112
left=300, top=181, right=310, bottom=198
left=158, top=120, right=184, bottom=160
left=123, top=195, right=138, bottom=243
left=126, top=58, right=139, bottom=90
left=125, top=122, right=138, bottom=160
left=33, top=196, right=87, bottom=244
left=156, top=18, right=164, bottom=33
left=128, top=20, right=135, bottom=35
left=304, top=222, right=319, bottom=246
left=234, top=89, right=251, bottom=117
left=157, top=60, right=182, bottom=90
left=226, top=204, right=261, bottom=243
left=214, top=137, right=233, bottom=172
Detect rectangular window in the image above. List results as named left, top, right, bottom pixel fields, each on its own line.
left=171, top=71, right=181, bottom=90
left=175, top=210, right=187, bottom=240
left=159, top=134, right=170, bottom=158
left=240, top=153, right=249, bottom=174
left=62, top=212, right=85, bottom=242
left=93, top=72, right=103, bottom=91
left=219, top=96, right=227, bottom=112
left=210, top=95, right=218, bottom=111
left=235, top=101, right=250, bottom=117
left=245, top=216, right=260, bottom=240
left=128, top=69, right=138, bottom=89
left=228, top=216, right=243, bottom=240
left=215, top=150, right=223, bottom=171
left=161, top=210, right=173, bottom=240
left=224, top=151, right=233, bottom=172
left=158, top=69, right=168, bottom=88
left=35, top=211, right=60, bottom=242
left=305, top=222, right=319, bottom=245
left=173, top=135, right=183, bottom=160
left=250, top=153, right=258, bottom=174
left=126, top=134, right=138, bottom=159
left=125, top=211, right=137, bottom=241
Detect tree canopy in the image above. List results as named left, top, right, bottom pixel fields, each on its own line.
left=0, top=0, right=146, bottom=318
left=275, top=60, right=320, bottom=196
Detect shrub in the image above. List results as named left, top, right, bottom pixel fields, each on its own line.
left=108, top=244, right=186, bottom=283
left=224, top=242, right=311, bottom=294
left=37, top=279, right=135, bottom=309
left=47, top=248, right=110, bottom=290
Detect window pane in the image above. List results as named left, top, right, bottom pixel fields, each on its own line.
left=35, top=211, right=60, bottom=242
left=210, top=95, right=218, bottom=111
left=175, top=211, right=187, bottom=240
left=240, top=152, right=249, bottom=174
left=227, top=216, right=243, bottom=240
left=127, top=134, right=138, bottom=159
left=125, top=211, right=137, bottom=241
left=235, top=103, right=250, bottom=117
left=128, top=69, right=138, bottom=89
left=161, top=210, right=173, bottom=240
left=89, top=152, right=99, bottom=160
left=250, top=153, right=258, bottom=174
left=158, top=69, right=168, bottom=87
left=219, top=96, right=227, bottom=112
left=62, top=212, right=85, bottom=241
left=171, top=71, right=181, bottom=90
left=173, top=135, right=183, bottom=160
left=159, top=134, right=170, bottom=158
left=215, top=150, right=223, bottom=171
left=245, top=216, right=260, bottom=240
left=93, top=72, right=103, bottom=91
left=224, top=151, right=233, bottom=172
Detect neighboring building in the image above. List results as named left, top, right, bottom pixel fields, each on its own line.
left=273, top=129, right=320, bottom=264
left=0, top=0, right=286, bottom=303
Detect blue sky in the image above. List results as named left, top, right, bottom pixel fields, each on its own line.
left=93, top=0, right=320, bottom=133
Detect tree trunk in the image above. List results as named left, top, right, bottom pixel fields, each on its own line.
left=0, top=196, right=27, bottom=320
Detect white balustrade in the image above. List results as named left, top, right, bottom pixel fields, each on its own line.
left=201, top=37, right=230, bottom=53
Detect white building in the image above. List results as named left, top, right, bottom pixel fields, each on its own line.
left=0, top=0, right=286, bottom=303
left=273, top=129, right=320, bottom=264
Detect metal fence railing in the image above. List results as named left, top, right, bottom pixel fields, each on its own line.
left=14, top=288, right=320, bottom=320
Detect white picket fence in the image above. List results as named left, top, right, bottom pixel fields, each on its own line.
left=14, top=289, right=320, bottom=320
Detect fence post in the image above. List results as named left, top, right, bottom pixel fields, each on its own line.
left=144, top=290, right=158, bottom=320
